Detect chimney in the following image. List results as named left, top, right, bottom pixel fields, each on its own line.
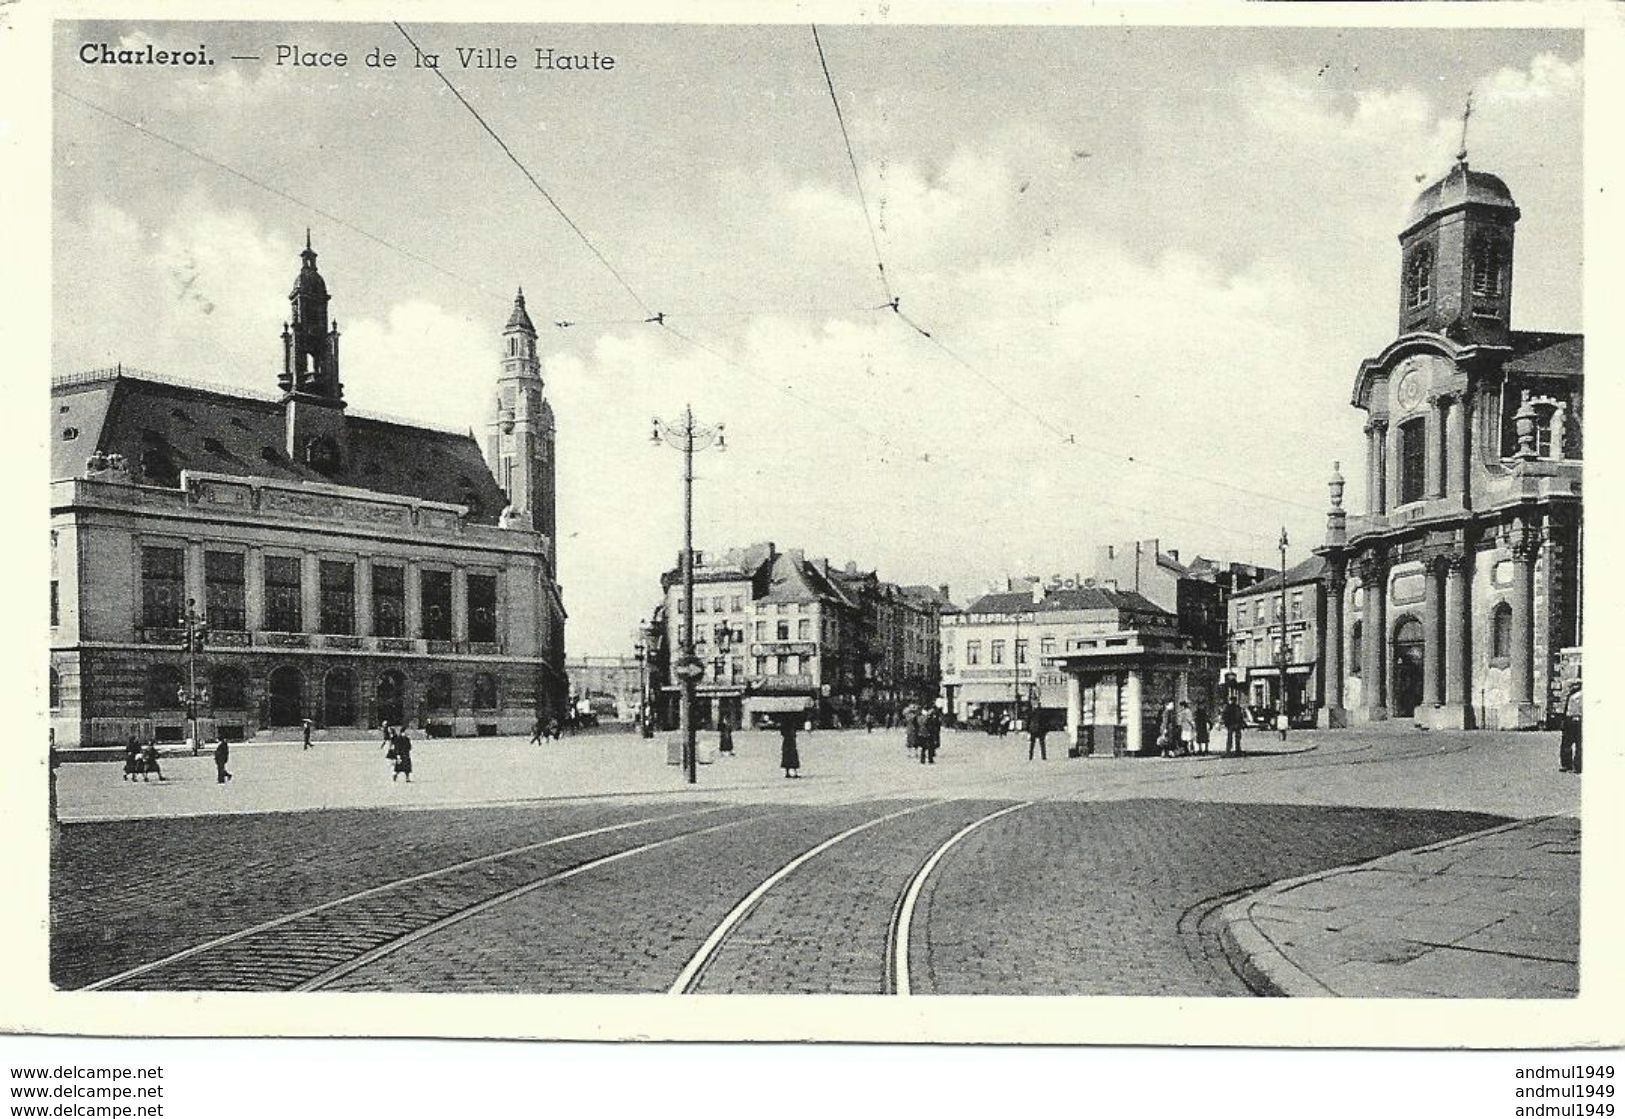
left=1168, top=549, right=1180, bottom=563
left=939, top=584, right=950, bottom=601
left=1031, top=581, right=1045, bottom=605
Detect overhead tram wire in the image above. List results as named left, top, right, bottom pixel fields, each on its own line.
left=811, top=25, right=894, bottom=306
left=392, top=21, right=653, bottom=319
left=803, top=30, right=1324, bottom=519
left=54, top=88, right=504, bottom=302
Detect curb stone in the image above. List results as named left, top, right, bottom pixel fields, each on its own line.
left=1217, top=815, right=1556, bottom=997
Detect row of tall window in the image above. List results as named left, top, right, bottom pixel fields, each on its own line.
left=140, top=546, right=498, bottom=642
left=1227, top=604, right=1515, bottom=672
left=1234, top=593, right=1306, bottom=629
left=962, top=639, right=1033, bottom=667
left=134, top=663, right=502, bottom=717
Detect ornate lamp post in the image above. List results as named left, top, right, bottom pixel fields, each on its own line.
left=652, top=405, right=726, bottom=784
left=1278, top=527, right=1290, bottom=726
left=634, top=629, right=650, bottom=738
left=178, top=597, right=209, bottom=754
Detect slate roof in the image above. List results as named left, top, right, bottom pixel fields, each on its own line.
left=1505, top=332, right=1583, bottom=376
left=52, top=371, right=507, bottom=524
left=1232, top=555, right=1327, bottom=598
left=963, top=586, right=1171, bottom=618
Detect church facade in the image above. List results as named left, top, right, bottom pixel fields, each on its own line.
left=1316, top=155, right=1582, bottom=731
left=49, top=239, right=567, bottom=747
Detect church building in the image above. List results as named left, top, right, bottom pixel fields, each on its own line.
left=1316, top=149, right=1582, bottom=731
left=49, top=238, right=567, bottom=747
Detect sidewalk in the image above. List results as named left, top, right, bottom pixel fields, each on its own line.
left=1220, top=814, right=1579, bottom=997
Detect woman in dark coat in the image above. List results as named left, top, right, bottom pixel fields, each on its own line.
left=778, top=717, right=800, bottom=778
left=718, top=719, right=735, bottom=756
left=122, top=737, right=143, bottom=782
left=389, top=732, right=414, bottom=782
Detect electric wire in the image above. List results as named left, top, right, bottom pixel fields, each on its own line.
left=55, top=88, right=503, bottom=302
left=811, top=25, right=893, bottom=305
left=393, top=21, right=653, bottom=317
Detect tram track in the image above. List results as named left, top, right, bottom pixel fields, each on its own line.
left=82, top=805, right=740, bottom=992
left=73, top=731, right=1490, bottom=995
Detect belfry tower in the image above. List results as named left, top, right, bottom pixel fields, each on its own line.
left=279, top=232, right=348, bottom=471
left=486, top=289, right=557, bottom=567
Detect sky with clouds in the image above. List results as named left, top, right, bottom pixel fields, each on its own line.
left=52, top=22, right=1582, bottom=655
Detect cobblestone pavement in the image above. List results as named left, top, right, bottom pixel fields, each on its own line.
left=690, top=800, right=1009, bottom=994
left=326, top=801, right=910, bottom=993
left=914, top=799, right=1507, bottom=995
left=51, top=800, right=710, bottom=989
left=52, top=725, right=1566, bottom=995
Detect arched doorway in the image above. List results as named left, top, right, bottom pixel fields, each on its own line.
left=324, top=668, right=357, bottom=727
left=1392, top=617, right=1425, bottom=718
left=267, top=666, right=304, bottom=727
left=376, top=669, right=406, bottom=728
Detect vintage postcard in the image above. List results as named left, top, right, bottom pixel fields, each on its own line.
left=6, top=0, right=1621, bottom=1047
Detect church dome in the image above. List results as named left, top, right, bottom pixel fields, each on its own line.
left=1403, top=160, right=1518, bottom=237
left=290, top=236, right=328, bottom=300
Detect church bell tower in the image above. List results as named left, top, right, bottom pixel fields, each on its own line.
left=486, top=289, right=557, bottom=569
left=280, top=232, right=348, bottom=471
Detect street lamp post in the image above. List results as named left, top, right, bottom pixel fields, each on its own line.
left=634, top=627, right=650, bottom=738
left=178, top=597, right=208, bottom=754
left=652, top=405, right=726, bottom=785
left=1278, top=527, right=1290, bottom=726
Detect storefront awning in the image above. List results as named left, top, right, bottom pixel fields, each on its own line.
left=750, top=695, right=814, bottom=713
left=953, top=683, right=1023, bottom=704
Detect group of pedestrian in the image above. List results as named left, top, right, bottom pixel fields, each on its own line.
left=903, top=707, right=942, bottom=764
left=528, top=717, right=563, bottom=744
left=121, top=737, right=165, bottom=782
left=1155, top=700, right=1223, bottom=756
left=382, top=723, right=414, bottom=782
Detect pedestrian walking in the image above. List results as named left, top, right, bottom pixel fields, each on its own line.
left=719, top=719, right=735, bottom=757
left=1222, top=698, right=1245, bottom=755
left=1560, top=683, right=1582, bottom=774
left=388, top=731, right=414, bottom=782
left=904, top=709, right=920, bottom=755
left=1157, top=701, right=1177, bottom=756
left=1275, top=709, right=1289, bottom=742
left=528, top=717, right=543, bottom=746
left=1027, top=715, right=1048, bottom=761
left=301, top=718, right=314, bottom=750
left=213, top=736, right=232, bottom=784
left=122, top=737, right=143, bottom=782
left=140, top=741, right=165, bottom=782
left=778, top=717, right=801, bottom=779
left=547, top=717, right=563, bottom=741
left=1194, top=705, right=1212, bottom=754
left=921, top=708, right=941, bottom=765
left=1177, top=701, right=1196, bottom=757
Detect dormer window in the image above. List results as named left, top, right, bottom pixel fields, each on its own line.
left=1404, top=245, right=1433, bottom=311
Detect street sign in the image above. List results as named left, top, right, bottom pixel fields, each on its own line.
left=673, top=657, right=706, bottom=682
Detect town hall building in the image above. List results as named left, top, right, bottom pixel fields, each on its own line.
left=1315, top=150, right=1582, bottom=731
left=49, top=238, right=567, bottom=747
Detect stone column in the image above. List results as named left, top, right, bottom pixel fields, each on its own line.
left=245, top=546, right=264, bottom=633
left=356, top=556, right=373, bottom=638
left=185, top=541, right=206, bottom=621
left=452, top=565, right=469, bottom=643
left=1509, top=523, right=1537, bottom=712
left=1366, top=420, right=1388, bottom=515
left=1123, top=669, right=1143, bottom=754
left=1321, top=562, right=1346, bottom=725
left=301, top=553, right=320, bottom=633
left=1422, top=556, right=1444, bottom=709
left=1454, top=391, right=1473, bottom=504
left=1360, top=553, right=1388, bottom=719
left=1443, top=552, right=1470, bottom=720
left=1065, top=672, right=1082, bottom=751
left=1425, top=398, right=1445, bottom=500
left=405, top=563, right=422, bottom=639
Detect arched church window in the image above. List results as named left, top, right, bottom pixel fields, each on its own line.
left=1470, top=236, right=1505, bottom=299
left=1398, top=418, right=1427, bottom=505
left=1491, top=603, right=1513, bottom=663
left=1405, top=245, right=1433, bottom=311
